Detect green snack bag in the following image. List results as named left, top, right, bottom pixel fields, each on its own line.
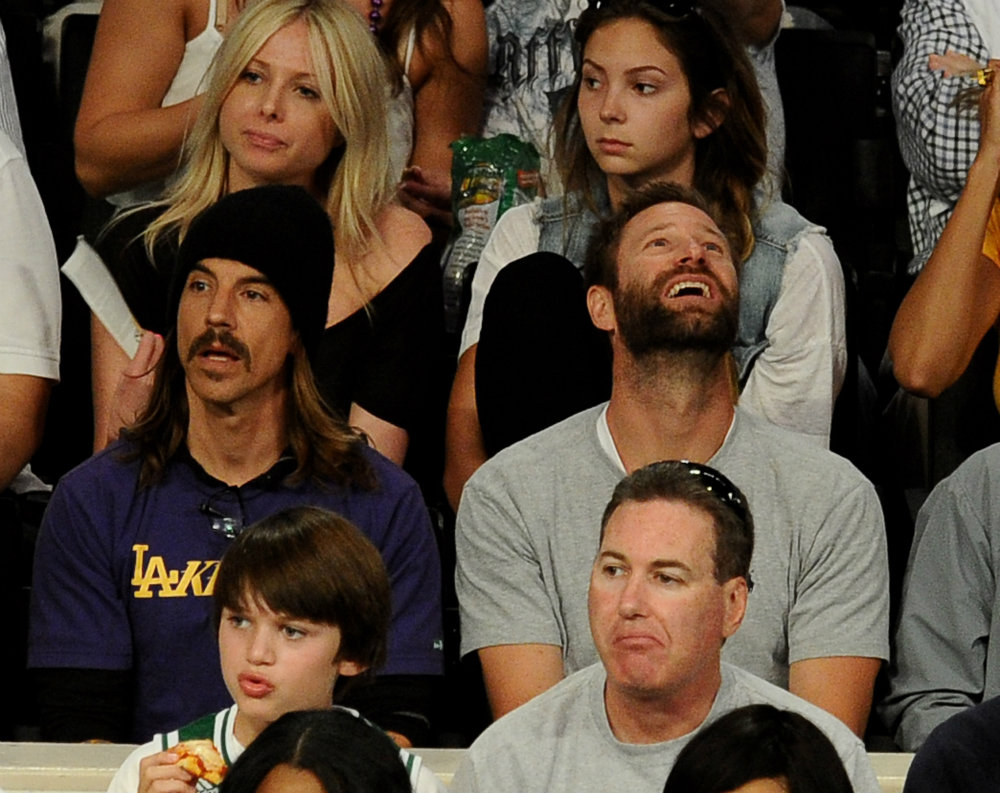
left=442, top=134, right=540, bottom=333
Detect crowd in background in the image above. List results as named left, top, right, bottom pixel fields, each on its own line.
left=2, top=0, right=1000, bottom=790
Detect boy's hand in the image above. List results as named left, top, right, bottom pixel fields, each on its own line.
left=138, top=750, right=198, bottom=793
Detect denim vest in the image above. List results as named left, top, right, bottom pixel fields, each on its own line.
left=536, top=191, right=822, bottom=385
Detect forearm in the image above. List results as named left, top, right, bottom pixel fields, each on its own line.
left=788, top=656, right=880, bottom=737
left=478, top=643, right=563, bottom=720
left=91, top=314, right=133, bottom=452
left=889, top=148, right=1000, bottom=396
left=444, top=347, right=487, bottom=510
left=0, top=375, right=51, bottom=491
left=348, top=402, right=409, bottom=465
left=75, top=97, right=202, bottom=198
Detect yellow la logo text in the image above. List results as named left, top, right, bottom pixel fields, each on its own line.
left=131, top=544, right=220, bottom=599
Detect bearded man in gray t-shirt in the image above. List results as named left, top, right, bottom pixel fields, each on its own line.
left=455, top=182, right=889, bottom=737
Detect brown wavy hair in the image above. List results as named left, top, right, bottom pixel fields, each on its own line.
left=552, top=0, right=767, bottom=261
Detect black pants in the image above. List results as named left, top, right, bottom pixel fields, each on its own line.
left=0, top=488, right=48, bottom=739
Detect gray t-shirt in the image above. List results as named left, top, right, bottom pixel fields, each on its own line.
left=880, top=442, right=1000, bottom=751
left=456, top=405, right=889, bottom=686
left=451, top=661, right=880, bottom=793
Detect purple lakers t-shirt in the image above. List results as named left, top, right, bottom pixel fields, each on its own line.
left=29, top=440, right=443, bottom=742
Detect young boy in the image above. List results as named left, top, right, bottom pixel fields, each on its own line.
left=107, top=506, right=443, bottom=793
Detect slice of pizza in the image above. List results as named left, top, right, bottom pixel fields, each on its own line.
left=171, top=739, right=228, bottom=785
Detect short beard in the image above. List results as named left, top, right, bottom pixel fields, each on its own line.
left=613, top=275, right=738, bottom=362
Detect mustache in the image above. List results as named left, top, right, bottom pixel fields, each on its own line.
left=186, top=328, right=252, bottom=370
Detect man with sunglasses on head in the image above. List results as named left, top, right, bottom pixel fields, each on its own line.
left=28, top=186, right=443, bottom=748
left=455, top=181, right=888, bottom=737
left=453, top=460, right=879, bottom=793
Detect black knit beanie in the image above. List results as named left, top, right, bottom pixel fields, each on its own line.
left=169, top=185, right=335, bottom=360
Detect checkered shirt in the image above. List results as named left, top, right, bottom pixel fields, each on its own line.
left=892, top=0, right=990, bottom=273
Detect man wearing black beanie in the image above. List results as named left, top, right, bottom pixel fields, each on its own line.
left=29, top=186, right=444, bottom=748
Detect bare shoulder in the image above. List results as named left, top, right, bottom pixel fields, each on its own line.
left=379, top=203, right=433, bottom=251
left=83, top=0, right=198, bottom=100
left=98, top=0, right=200, bottom=42
left=372, top=203, right=433, bottom=279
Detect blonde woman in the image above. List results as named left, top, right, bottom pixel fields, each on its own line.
left=75, top=0, right=484, bottom=207
left=92, top=0, right=441, bottom=470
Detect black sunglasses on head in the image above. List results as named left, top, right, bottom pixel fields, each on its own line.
left=677, top=459, right=747, bottom=527
left=678, top=460, right=754, bottom=591
left=586, top=0, right=697, bottom=19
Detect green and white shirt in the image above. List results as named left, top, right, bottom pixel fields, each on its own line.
left=106, top=704, right=443, bottom=793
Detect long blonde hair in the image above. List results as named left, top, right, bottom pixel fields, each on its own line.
left=145, top=0, right=394, bottom=263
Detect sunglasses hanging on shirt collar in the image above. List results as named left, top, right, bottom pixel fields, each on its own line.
left=199, top=488, right=247, bottom=539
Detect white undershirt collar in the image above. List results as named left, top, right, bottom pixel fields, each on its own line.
left=596, top=404, right=737, bottom=473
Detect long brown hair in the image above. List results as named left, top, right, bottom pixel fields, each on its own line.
left=124, top=336, right=375, bottom=491
left=552, top=0, right=767, bottom=260
left=378, top=0, right=456, bottom=78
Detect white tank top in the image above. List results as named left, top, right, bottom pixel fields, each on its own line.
left=385, top=25, right=416, bottom=179
left=108, top=0, right=224, bottom=207
left=162, top=0, right=225, bottom=107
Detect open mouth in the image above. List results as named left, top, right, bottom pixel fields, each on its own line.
left=200, top=346, right=241, bottom=362
left=667, top=280, right=711, bottom=299
left=187, top=329, right=251, bottom=368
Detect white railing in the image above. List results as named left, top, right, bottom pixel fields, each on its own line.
left=0, top=743, right=910, bottom=792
